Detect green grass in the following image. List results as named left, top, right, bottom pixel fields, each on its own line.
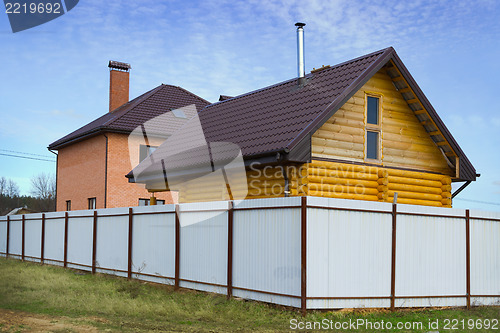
left=0, top=257, right=498, bottom=332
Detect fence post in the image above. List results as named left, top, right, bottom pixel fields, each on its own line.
left=390, top=203, right=397, bottom=311
left=301, top=196, right=307, bottom=316
left=6, top=216, right=10, bottom=258
left=92, top=210, right=97, bottom=274
left=227, top=201, right=234, bottom=299
left=41, top=213, right=45, bottom=264
left=127, top=208, right=133, bottom=279
left=466, top=209, right=471, bottom=309
left=175, top=204, right=180, bottom=290
left=22, top=215, right=25, bottom=261
left=64, top=212, right=68, bottom=268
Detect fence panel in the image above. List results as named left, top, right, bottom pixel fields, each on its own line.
left=8, top=216, right=22, bottom=258
left=43, top=212, right=66, bottom=266
left=1, top=197, right=499, bottom=311
left=307, top=197, right=393, bottom=309
left=179, top=201, right=229, bottom=294
left=395, top=204, right=466, bottom=307
left=67, top=211, right=94, bottom=271
left=0, top=219, right=7, bottom=255
left=95, top=207, right=129, bottom=276
left=24, top=214, right=42, bottom=262
left=233, top=197, right=302, bottom=307
left=132, top=205, right=176, bottom=284
left=470, top=210, right=500, bottom=306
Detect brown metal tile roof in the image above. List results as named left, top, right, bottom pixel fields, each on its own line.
left=48, top=84, right=210, bottom=149
left=126, top=47, right=475, bottom=183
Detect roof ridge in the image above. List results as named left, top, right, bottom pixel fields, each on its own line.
left=171, top=84, right=211, bottom=105
left=204, top=47, right=392, bottom=110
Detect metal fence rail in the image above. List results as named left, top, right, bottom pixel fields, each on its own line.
left=0, top=197, right=499, bottom=313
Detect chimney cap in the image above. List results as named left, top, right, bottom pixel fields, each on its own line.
left=295, top=22, right=306, bottom=28
left=108, top=60, right=131, bottom=71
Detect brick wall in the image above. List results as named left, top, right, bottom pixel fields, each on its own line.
left=56, top=133, right=176, bottom=211
left=56, top=135, right=106, bottom=211
left=105, top=132, right=176, bottom=208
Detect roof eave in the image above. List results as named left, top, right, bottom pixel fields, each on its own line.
left=390, top=52, right=477, bottom=181
left=48, top=128, right=133, bottom=150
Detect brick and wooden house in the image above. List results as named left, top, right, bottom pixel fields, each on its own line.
left=128, top=47, right=476, bottom=207
left=48, top=61, right=210, bottom=211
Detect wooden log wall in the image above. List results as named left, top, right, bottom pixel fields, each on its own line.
left=307, top=160, right=452, bottom=207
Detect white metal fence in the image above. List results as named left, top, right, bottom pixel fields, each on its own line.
left=0, top=197, right=499, bottom=312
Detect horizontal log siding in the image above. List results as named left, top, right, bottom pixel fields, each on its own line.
left=307, top=160, right=452, bottom=207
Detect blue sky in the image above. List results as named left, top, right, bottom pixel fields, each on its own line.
left=0, top=0, right=499, bottom=211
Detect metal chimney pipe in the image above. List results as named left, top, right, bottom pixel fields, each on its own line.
left=295, top=22, right=306, bottom=84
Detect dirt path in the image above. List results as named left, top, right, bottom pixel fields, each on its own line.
left=0, top=309, right=101, bottom=332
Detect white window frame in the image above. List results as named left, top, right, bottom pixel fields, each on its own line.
left=365, top=93, right=382, bottom=163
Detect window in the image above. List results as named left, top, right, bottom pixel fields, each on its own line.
left=88, top=197, right=96, bottom=210
left=138, top=198, right=165, bottom=206
left=366, top=131, right=379, bottom=159
left=365, top=94, right=382, bottom=161
left=139, top=145, right=158, bottom=163
left=367, top=96, right=379, bottom=125
left=66, top=200, right=71, bottom=211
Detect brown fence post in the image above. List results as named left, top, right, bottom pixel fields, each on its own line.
left=41, top=213, right=45, bottom=264
left=22, top=215, right=25, bottom=261
left=64, top=212, right=68, bottom=268
left=6, top=215, right=10, bottom=258
left=466, top=209, right=471, bottom=309
left=128, top=208, right=133, bottom=279
left=175, top=204, right=180, bottom=290
left=92, top=210, right=97, bottom=274
left=390, top=203, right=397, bottom=311
left=227, top=201, right=234, bottom=299
left=301, top=196, right=307, bottom=316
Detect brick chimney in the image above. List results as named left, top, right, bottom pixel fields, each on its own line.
left=108, top=60, right=131, bottom=112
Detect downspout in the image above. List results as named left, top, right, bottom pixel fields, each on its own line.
left=48, top=148, right=58, bottom=211
left=282, top=165, right=290, bottom=197
left=104, top=134, right=108, bottom=208
left=451, top=174, right=480, bottom=199
left=277, top=151, right=290, bottom=198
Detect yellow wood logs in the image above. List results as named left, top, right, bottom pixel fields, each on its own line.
left=387, top=196, right=443, bottom=207
left=377, top=175, right=442, bottom=188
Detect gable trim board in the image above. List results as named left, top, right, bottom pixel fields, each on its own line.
left=128, top=47, right=476, bottom=190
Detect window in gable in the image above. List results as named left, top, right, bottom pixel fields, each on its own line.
left=365, top=93, right=382, bottom=162
left=366, top=131, right=379, bottom=160
left=367, top=96, right=379, bottom=125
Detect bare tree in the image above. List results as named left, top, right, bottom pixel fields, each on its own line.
left=0, top=177, right=20, bottom=197
left=6, top=179, right=20, bottom=197
left=0, top=177, right=5, bottom=196
left=31, top=173, right=55, bottom=199
left=30, top=173, right=56, bottom=211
